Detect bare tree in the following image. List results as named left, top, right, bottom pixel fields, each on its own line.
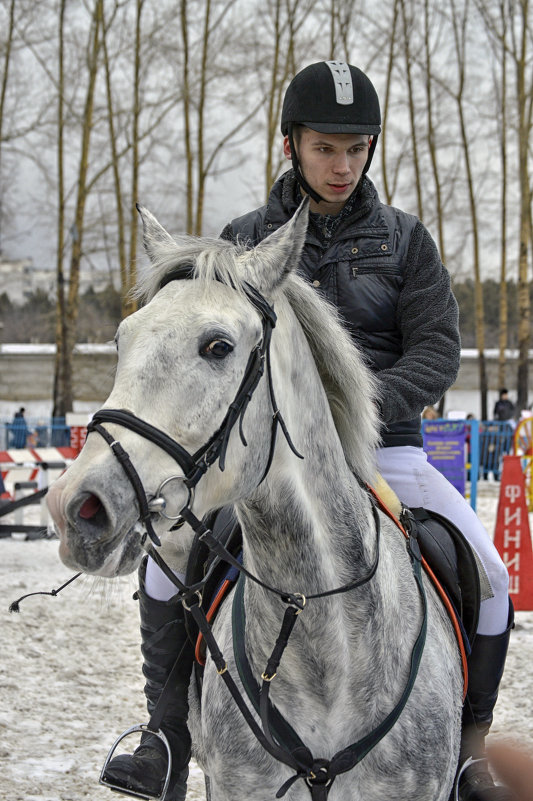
left=100, top=0, right=144, bottom=318
left=52, top=0, right=67, bottom=419
left=380, top=0, right=401, bottom=206
left=0, top=0, right=16, bottom=255
left=260, top=0, right=320, bottom=197
left=422, top=0, right=447, bottom=262
left=399, top=0, right=424, bottom=219
left=484, top=1, right=511, bottom=392
left=510, top=0, right=532, bottom=413
left=439, top=0, right=488, bottom=418
left=53, top=0, right=103, bottom=417
left=125, top=0, right=145, bottom=314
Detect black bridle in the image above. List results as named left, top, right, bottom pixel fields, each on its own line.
left=88, top=266, right=302, bottom=548
left=88, top=266, right=427, bottom=801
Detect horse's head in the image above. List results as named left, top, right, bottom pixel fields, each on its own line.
left=47, top=201, right=311, bottom=576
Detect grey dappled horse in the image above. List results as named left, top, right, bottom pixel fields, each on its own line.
left=47, top=203, right=462, bottom=800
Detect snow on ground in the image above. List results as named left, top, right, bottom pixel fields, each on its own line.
left=1, top=482, right=532, bottom=800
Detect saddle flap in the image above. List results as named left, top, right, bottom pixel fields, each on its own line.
left=410, top=507, right=481, bottom=646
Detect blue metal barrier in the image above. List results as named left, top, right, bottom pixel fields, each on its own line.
left=478, top=421, right=514, bottom=480
left=0, top=418, right=71, bottom=450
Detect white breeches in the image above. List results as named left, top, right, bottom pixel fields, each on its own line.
left=377, top=446, right=509, bottom=636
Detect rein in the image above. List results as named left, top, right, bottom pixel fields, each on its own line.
left=82, top=267, right=428, bottom=799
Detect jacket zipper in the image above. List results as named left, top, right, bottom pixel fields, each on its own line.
left=351, top=265, right=401, bottom=277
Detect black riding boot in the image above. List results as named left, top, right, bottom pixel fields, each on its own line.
left=457, top=601, right=517, bottom=801
left=101, top=559, right=194, bottom=801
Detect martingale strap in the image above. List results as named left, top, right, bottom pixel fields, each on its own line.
left=230, top=534, right=428, bottom=799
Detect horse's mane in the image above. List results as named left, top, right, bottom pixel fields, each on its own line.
left=135, top=235, right=380, bottom=483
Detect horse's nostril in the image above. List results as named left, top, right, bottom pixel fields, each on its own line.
left=79, top=494, right=103, bottom=520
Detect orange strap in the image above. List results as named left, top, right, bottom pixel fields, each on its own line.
left=367, top=485, right=468, bottom=700
left=195, top=578, right=232, bottom=667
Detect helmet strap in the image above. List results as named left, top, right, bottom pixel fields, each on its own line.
left=363, top=135, right=378, bottom=174
left=287, top=124, right=325, bottom=205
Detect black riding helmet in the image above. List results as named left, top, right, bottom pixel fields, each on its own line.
left=281, top=61, right=381, bottom=203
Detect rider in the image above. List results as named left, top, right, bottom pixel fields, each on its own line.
left=103, top=61, right=515, bottom=801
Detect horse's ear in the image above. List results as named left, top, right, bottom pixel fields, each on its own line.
left=136, top=204, right=177, bottom=264
left=250, top=197, right=309, bottom=293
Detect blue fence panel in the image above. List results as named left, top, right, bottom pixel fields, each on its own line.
left=0, top=418, right=71, bottom=450
left=478, top=421, right=514, bottom=480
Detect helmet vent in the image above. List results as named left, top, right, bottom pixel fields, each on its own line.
left=325, top=60, right=353, bottom=105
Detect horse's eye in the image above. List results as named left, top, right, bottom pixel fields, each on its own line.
left=201, top=339, right=234, bottom=359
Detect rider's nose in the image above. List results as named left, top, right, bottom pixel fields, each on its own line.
left=332, top=153, right=350, bottom=174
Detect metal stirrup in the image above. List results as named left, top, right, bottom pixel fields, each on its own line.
left=99, top=723, right=172, bottom=801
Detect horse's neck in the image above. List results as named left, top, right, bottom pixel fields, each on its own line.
left=236, top=349, right=376, bottom=615
left=238, top=453, right=372, bottom=597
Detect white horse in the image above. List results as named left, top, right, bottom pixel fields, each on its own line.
left=47, top=202, right=462, bottom=801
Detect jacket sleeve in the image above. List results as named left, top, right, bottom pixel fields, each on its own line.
left=376, top=221, right=461, bottom=425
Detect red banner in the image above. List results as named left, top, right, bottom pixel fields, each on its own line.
left=493, top=455, right=533, bottom=611
left=70, top=426, right=87, bottom=454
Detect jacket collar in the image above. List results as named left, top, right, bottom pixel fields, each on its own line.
left=265, top=170, right=378, bottom=234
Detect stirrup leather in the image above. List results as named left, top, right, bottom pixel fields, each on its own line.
left=99, top=723, right=172, bottom=801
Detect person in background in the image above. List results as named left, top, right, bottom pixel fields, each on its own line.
left=493, top=389, right=516, bottom=423
left=10, top=407, right=29, bottom=449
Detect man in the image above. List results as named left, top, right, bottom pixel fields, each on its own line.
left=10, top=407, right=29, bottom=449
left=493, top=389, right=516, bottom=422
left=103, top=62, right=514, bottom=801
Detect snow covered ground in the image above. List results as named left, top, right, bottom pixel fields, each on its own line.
left=1, top=481, right=532, bottom=800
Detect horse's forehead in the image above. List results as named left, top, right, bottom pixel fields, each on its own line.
left=137, top=280, right=258, bottom=331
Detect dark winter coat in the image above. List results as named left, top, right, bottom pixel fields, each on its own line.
left=493, top=399, right=515, bottom=422
left=221, top=171, right=460, bottom=448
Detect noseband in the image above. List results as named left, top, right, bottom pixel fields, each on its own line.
left=87, top=265, right=302, bottom=546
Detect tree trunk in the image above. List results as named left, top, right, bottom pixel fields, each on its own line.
left=0, top=0, right=16, bottom=256
left=450, top=0, right=488, bottom=419
left=380, top=0, right=399, bottom=205
left=101, top=2, right=128, bottom=318
left=399, top=0, right=423, bottom=219
left=423, top=0, right=446, bottom=263
left=126, top=0, right=144, bottom=312
left=497, top=1, right=508, bottom=390
left=514, top=0, right=532, bottom=413
left=53, top=0, right=103, bottom=416
left=180, top=0, right=194, bottom=234
left=52, top=0, right=68, bottom=419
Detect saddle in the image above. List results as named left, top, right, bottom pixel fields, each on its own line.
left=187, top=485, right=481, bottom=671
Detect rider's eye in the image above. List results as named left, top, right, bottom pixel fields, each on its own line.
left=201, top=339, right=234, bottom=359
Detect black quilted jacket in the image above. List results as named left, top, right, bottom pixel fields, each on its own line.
left=221, top=171, right=460, bottom=448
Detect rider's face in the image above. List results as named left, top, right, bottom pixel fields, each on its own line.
left=283, top=128, right=371, bottom=214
